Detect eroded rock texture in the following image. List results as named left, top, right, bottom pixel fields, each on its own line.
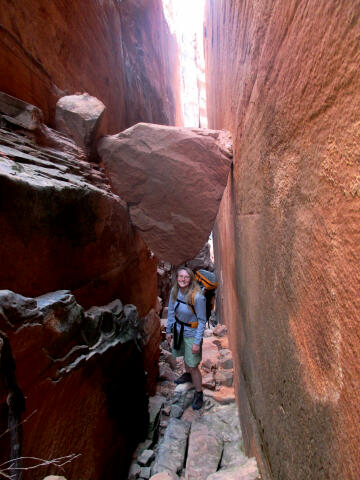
left=0, top=289, right=158, bottom=480
left=0, top=0, right=180, bottom=130
left=98, top=123, right=232, bottom=264
left=205, top=1, right=360, bottom=479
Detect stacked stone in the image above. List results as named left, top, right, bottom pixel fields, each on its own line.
left=128, top=324, right=260, bottom=480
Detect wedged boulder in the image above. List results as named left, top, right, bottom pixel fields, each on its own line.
left=56, top=93, right=106, bottom=160
left=97, top=123, right=232, bottom=264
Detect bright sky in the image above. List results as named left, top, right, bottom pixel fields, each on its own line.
left=162, top=0, right=207, bottom=127
left=162, top=0, right=205, bottom=39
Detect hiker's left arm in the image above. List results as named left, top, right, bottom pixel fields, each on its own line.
left=193, top=293, right=207, bottom=349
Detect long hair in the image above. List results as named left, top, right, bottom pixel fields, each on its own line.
left=171, top=267, right=201, bottom=305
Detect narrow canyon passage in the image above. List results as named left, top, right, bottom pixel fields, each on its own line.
left=0, top=1, right=359, bottom=480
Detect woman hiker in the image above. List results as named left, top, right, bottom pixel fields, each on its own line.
left=166, top=267, right=207, bottom=410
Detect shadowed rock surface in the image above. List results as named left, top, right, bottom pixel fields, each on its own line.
left=0, top=289, right=158, bottom=480
left=0, top=96, right=157, bottom=314
left=185, top=241, right=214, bottom=272
left=205, top=0, right=360, bottom=479
left=98, top=123, right=232, bottom=264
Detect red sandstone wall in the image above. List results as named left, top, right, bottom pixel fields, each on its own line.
left=0, top=1, right=180, bottom=477
left=206, top=1, right=360, bottom=479
left=0, top=0, right=181, bottom=130
left=0, top=0, right=182, bottom=315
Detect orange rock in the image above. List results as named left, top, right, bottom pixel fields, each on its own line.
left=205, top=0, right=360, bottom=478
left=208, top=387, right=236, bottom=406
left=213, top=324, right=227, bottom=337
left=201, top=336, right=220, bottom=371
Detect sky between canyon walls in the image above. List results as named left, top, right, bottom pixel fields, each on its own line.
left=162, top=0, right=207, bottom=127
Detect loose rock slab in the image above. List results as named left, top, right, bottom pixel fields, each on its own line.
left=185, top=417, right=223, bottom=480
left=206, top=458, right=260, bottom=480
left=151, top=418, right=190, bottom=475
left=97, top=123, right=232, bottom=264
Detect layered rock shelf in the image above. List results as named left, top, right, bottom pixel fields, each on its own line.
left=0, top=92, right=157, bottom=314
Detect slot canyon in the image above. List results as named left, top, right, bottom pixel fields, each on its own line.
left=0, top=1, right=359, bottom=480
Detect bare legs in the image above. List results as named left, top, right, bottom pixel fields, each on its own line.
left=185, top=363, right=202, bottom=391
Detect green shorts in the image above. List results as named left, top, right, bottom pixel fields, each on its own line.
left=172, top=336, right=202, bottom=367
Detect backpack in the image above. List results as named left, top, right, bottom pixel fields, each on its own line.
left=194, top=269, right=217, bottom=322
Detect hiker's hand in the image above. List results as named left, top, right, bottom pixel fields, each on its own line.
left=166, top=334, right=172, bottom=346
left=192, top=343, right=200, bottom=354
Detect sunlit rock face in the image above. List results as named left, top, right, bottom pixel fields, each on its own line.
left=0, top=0, right=181, bottom=131
left=98, top=123, right=232, bottom=265
left=205, top=1, right=360, bottom=479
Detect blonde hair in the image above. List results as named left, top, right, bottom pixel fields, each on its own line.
left=171, top=267, right=201, bottom=305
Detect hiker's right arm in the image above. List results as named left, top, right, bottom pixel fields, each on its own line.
left=166, top=291, right=175, bottom=343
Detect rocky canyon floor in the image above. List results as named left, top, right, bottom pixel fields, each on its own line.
left=128, top=323, right=261, bottom=480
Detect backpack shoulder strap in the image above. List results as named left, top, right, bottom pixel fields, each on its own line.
left=190, top=290, right=196, bottom=314
left=176, top=295, right=196, bottom=317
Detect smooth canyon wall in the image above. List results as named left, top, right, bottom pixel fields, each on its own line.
left=0, top=0, right=181, bottom=131
left=205, top=1, right=360, bottom=479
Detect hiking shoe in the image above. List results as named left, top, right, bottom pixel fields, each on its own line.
left=192, top=391, right=203, bottom=410
left=174, top=372, right=192, bottom=385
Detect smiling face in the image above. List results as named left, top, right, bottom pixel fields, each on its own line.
left=177, top=269, right=191, bottom=290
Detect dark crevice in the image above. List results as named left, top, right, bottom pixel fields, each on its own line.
left=0, top=333, right=25, bottom=480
